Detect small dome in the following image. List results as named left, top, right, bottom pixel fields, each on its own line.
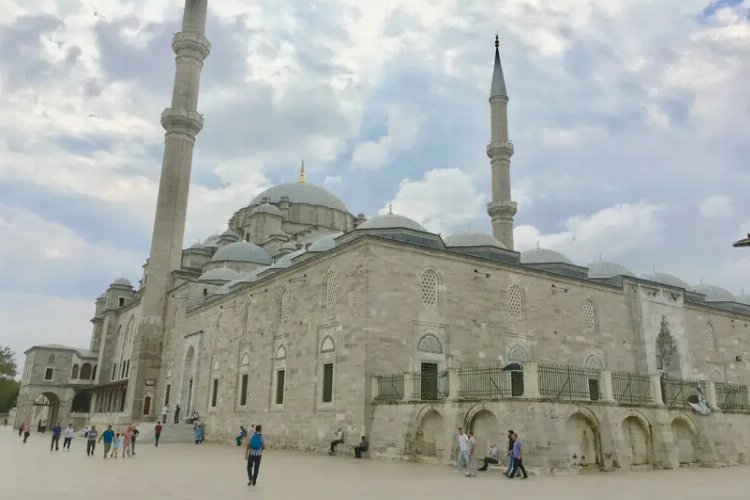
left=307, top=232, right=342, bottom=252
left=641, top=272, right=690, bottom=290
left=357, top=213, right=427, bottom=232
left=211, top=241, right=271, bottom=265
left=110, top=277, right=132, bottom=288
left=189, top=242, right=206, bottom=250
left=254, top=203, right=283, bottom=216
left=221, top=229, right=241, bottom=239
left=444, top=232, right=506, bottom=249
left=251, top=183, right=348, bottom=212
left=198, top=267, right=241, bottom=283
left=521, top=247, right=574, bottom=265
left=203, top=234, right=220, bottom=247
left=693, top=284, right=737, bottom=302
left=587, top=261, right=636, bottom=279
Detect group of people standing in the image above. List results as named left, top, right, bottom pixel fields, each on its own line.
left=456, top=428, right=528, bottom=479
left=83, top=424, right=140, bottom=458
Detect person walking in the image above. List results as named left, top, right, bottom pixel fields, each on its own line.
left=245, top=424, right=265, bottom=486
left=507, top=431, right=528, bottom=479
left=505, top=430, right=516, bottom=477
left=161, top=405, right=169, bottom=424
left=194, top=423, right=204, bottom=444
left=50, top=423, right=62, bottom=451
left=111, top=433, right=122, bottom=458
left=98, top=425, right=115, bottom=459
left=86, top=425, right=98, bottom=456
left=173, top=404, right=181, bottom=424
left=466, top=431, right=477, bottom=477
left=122, top=426, right=133, bottom=458
left=154, top=421, right=163, bottom=447
left=478, top=442, right=500, bottom=471
left=130, top=425, right=139, bottom=455
left=22, top=422, right=30, bottom=443
left=329, top=427, right=344, bottom=455
left=455, top=427, right=469, bottom=475
left=354, top=435, right=369, bottom=459
left=63, top=424, right=74, bottom=450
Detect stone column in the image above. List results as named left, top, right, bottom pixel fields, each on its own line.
left=600, top=370, right=615, bottom=403
left=448, top=367, right=461, bottom=401
left=523, top=362, right=541, bottom=398
left=649, top=374, right=665, bottom=407
left=403, top=373, right=417, bottom=401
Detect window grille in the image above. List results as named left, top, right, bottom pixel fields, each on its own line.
left=508, top=285, right=523, bottom=320
left=421, top=270, right=438, bottom=307
left=705, top=323, right=716, bottom=351
left=583, top=298, right=597, bottom=331
left=326, top=270, right=337, bottom=309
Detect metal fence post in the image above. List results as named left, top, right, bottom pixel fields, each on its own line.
left=649, top=374, right=664, bottom=407
left=600, top=370, right=615, bottom=403
left=523, top=362, right=541, bottom=398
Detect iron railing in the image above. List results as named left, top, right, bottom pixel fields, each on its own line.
left=661, top=376, right=702, bottom=408
left=611, top=371, right=652, bottom=405
left=715, top=382, right=750, bottom=412
left=458, top=366, right=523, bottom=399
left=539, top=364, right=601, bottom=401
left=376, top=374, right=404, bottom=401
left=412, top=371, right=449, bottom=400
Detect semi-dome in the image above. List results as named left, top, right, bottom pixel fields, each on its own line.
left=444, top=232, right=506, bottom=249
left=251, top=183, right=348, bottom=212
left=110, top=277, right=132, bottom=288
left=198, top=267, right=241, bottom=283
left=521, top=247, right=574, bottom=265
left=693, top=284, right=737, bottom=302
left=641, top=272, right=690, bottom=290
left=357, top=213, right=427, bottom=232
left=254, top=203, right=282, bottom=216
left=211, top=241, right=271, bottom=265
left=587, top=261, right=636, bottom=279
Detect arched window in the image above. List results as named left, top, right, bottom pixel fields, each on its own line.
left=583, top=298, right=598, bottom=332
left=417, top=334, right=443, bottom=354
left=240, top=354, right=250, bottom=367
left=508, top=285, right=523, bottom=320
left=280, top=288, right=289, bottom=322
left=238, top=353, right=250, bottom=407
left=212, top=359, right=220, bottom=371
left=320, top=336, right=335, bottom=353
left=273, top=345, right=287, bottom=406
left=326, top=269, right=337, bottom=309
left=585, top=355, right=604, bottom=370
left=71, top=364, right=79, bottom=379
left=705, top=323, right=716, bottom=351
left=275, top=345, right=287, bottom=360
left=211, top=358, right=220, bottom=408
left=711, top=370, right=722, bottom=382
left=508, top=345, right=530, bottom=363
left=421, top=269, right=439, bottom=307
left=80, top=363, right=92, bottom=380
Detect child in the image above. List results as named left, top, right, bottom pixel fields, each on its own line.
left=112, top=432, right=122, bottom=458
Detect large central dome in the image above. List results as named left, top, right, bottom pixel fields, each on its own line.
left=250, top=183, right=348, bottom=212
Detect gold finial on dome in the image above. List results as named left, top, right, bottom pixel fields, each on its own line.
left=298, top=159, right=306, bottom=184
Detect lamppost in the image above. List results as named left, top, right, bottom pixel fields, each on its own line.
left=733, top=234, right=750, bottom=248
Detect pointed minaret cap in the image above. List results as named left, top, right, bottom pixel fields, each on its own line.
left=298, top=159, right=306, bottom=184
left=490, top=34, right=508, bottom=100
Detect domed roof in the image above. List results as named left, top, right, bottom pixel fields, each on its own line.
left=271, top=248, right=307, bottom=269
left=307, top=232, right=342, bottom=252
left=692, top=284, right=737, bottom=302
left=254, top=203, right=282, bottom=216
left=211, top=241, right=271, bottom=265
left=203, top=234, right=220, bottom=247
left=198, top=267, right=241, bottom=283
left=444, top=232, right=506, bottom=249
left=237, top=266, right=271, bottom=284
left=251, top=183, right=348, bottom=212
left=110, top=277, right=132, bottom=288
left=641, top=272, right=690, bottom=290
left=521, top=247, right=574, bottom=265
left=357, top=213, right=427, bottom=232
left=189, top=242, right=206, bottom=250
left=587, top=261, right=636, bottom=279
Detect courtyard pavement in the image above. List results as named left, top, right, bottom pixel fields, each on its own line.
left=1, top=426, right=748, bottom=499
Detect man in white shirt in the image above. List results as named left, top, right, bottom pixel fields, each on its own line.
left=456, top=427, right=469, bottom=475
left=161, top=405, right=169, bottom=424
left=63, top=424, right=75, bottom=450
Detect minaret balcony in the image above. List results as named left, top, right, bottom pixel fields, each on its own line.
left=161, top=108, right=204, bottom=136
left=486, top=141, right=514, bottom=157
left=172, top=31, right=211, bottom=60
left=487, top=200, right=517, bottom=218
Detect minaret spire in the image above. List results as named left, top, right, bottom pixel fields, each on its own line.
left=486, top=34, right=516, bottom=249
left=298, top=159, right=306, bottom=183
left=129, top=0, right=211, bottom=420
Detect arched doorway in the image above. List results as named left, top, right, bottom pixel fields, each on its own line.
left=671, top=418, right=697, bottom=465
left=622, top=416, right=650, bottom=467
left=469, top=409, right=499, bottom=458
left=32, top=393, right=60, bottom=430
left=181, top=346, right=196, bottom=414
left=71, top=391, right=91, bottom=413
left=565, top=412, right=601, bottom=468
left=416, top=410, right=444, bottom=458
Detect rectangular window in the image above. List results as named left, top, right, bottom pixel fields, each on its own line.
left=44, top=368, right=54, bottom=380
left=165, top=384, right=171, bottom=406
left=118, top=297, right=125, bottom=307
left=211, top=378, right=219, bottom=407
left=112, top=363, right=117, bottom=380
left=120, top=391, right=126, bottom=412
left=322, top=363, right=334, bottom=403
left=125, top=360, right=130, bottom=378
left=275, top=370, right=285, bottom=405
left=240, top=374, right=249, bottom=406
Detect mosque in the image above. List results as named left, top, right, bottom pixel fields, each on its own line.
left=16, top=0, right=750, bottom=472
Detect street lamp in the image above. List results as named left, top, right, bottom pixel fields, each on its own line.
left=733, top=233, right=750, bottom=248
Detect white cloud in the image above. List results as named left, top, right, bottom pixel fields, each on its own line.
left=699, top=194, right=734, bottom=219
left=514, top=202, right=665, bottom=264
left=383, top=168, right=486, bottom=235
left=351, top=104, right=425, bottom=170
left=323, top=176, right=343, bottom=189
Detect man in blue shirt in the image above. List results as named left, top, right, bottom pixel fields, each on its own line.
left=245, top=425, right=266, bottom=486
left=98, top=425, right=115, bottom=459
left=507, top=432, right=528, bottom=479
left=50, top=423, right=62, bottom=451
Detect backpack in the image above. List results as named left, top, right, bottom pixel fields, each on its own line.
left=250, top=433, right=263, bottom=450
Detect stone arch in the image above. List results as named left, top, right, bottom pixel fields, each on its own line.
left=416, top=410, right=445, bottom=458
left=565, top=410, right=602, bottom=468
left=585, top=354, right=604, bottom=370
left=79, top=363, right=92, bottom=380
left=240, top=353, right=250, bottom=367
left=71, top=364, right=79, bottom=379
left=32, top=392, right=60, bottom=428
left=320, top=336, right=335, bottom=353
left=710, top=370, right=722, bottom=382
left=71, top=391, right=91, bottom=413
left=508, top=345, right=530, bottom=363
left=621, top=414, right=651, bottom=467
left=417, top=333, right=442, bottom=354
left=671, top=417, right=698, bottom=465
left=468, top=408, right=499, bottom=459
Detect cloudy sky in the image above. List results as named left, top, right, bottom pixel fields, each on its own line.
left=1, top=0, right=749, bottom=365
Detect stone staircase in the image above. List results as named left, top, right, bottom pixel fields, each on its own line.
left=134, top=422, right=196, bottom=444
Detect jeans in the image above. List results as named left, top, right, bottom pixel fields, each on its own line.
left=509, top=456, right=528, bottom=478
left=506, top=452, right=514, bottom=475
left=103, top=442, right=112, bottom=457
left=51, top=435, right=60, bottom=450
left=456, top=450, right=469, bottom=473
left=330, top=439, right=344, bottom=454
left=63, top=437, right=72, bottom=449
left=247, top=455, right=262, bottom=483
left=467, top=453, right=478, bottom=476
left=155, top=434, right=161, bottom=447
left=87, top=440, right=96, bottom=456
left=23, top=432, right=30, bottom=443
left=131, top=438, right=136, bottom=454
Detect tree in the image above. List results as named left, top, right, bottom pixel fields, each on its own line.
left=0, top=379, right=19, bottom=413
left=0, top=346, right=17, bottom=380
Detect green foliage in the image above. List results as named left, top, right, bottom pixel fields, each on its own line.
left=0, top=379, right=20, bottom=413
left=0, top=346, right=17, bottom=379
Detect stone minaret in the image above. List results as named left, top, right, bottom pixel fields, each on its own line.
left=128, top=0, right=211, bottom=419
left=486, top=35, right=516, bottom=249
